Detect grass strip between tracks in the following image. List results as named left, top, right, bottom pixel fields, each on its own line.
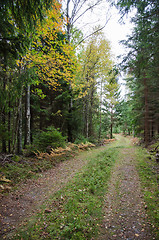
left=12, top=147, right=118, bottom=240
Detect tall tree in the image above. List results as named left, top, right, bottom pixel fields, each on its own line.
left=0, top=0, right=54, bottom=153
left=104, top=77, right=120, bottom=139
left=116, top=0, right=159, bottom=144
left=63, top=0, right=108, bottom=141
left=74, top=31, right=114, bottom=140
left=23, top=1, right=77, bottom=142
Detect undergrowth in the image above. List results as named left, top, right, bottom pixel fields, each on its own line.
left=136, top=147, right=159, bottom=238
left=12, top=147, right=117, bottom=240
left=0, top=142, right=96, bottom=189
left=0, top=152, right=73, bottom=187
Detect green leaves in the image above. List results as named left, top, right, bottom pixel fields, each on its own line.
left=33, top=126, right=66, bottom=152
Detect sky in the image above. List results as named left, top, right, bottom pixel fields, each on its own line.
left=103, top=6, right=134, bottom=97
left=75, top=2, right=134, bottom=62
left=75, top=1, right=135, bottom=97
left=104, top=7, right=134, bottom=62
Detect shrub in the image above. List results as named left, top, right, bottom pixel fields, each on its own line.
left=34, top=126, right=66, bottom=152
left=74, top=135, right=89, bottom=144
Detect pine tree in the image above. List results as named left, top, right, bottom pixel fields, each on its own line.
left=116, top=0, right=159, bottom=144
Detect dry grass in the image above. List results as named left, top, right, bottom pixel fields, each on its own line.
left=35, top=142, right=96, bottom=161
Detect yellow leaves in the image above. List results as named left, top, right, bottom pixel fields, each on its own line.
left=24, top=0, right=77, bottom=90
left=0, top=176, right=11, bottom=183
left=35, top=1, right=64, bottom=36
left=72, top=32, right=116, bottom=100
left=0, top=175, right=12, bottom=193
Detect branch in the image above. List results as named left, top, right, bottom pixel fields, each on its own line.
left=75, top=16, right=110, bottom=47
left=72, top=0, right=103, bottom=25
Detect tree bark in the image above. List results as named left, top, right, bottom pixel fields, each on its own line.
left=2, top=75, right=7, bottom=153
left=13, top=97, right=22, bottom=153
left=84, top=95, right=89, bottom=139
left=8, top=78, right=11, bottom=153
left=89, top=84, right=95, bottom=137
left=110, top=107, right=113, bottom=139
left=99, top=80, right=103, bottom=140
left=25, top=84, right=31, bottom=145
left=144, top=77, right=149, bottom=145
left=17, top=95, right=23, bottom=154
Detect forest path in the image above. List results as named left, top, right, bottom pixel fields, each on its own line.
left=0, top=144, right=108, bottom=238
left=0, top=135, right=154, bottom=239
left=98, top=135, right=153, bottom=240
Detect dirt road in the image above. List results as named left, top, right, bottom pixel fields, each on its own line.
left=0, top=145, right=107, bottom=239
left=0, top=135, right=155, bottom=239
left=99, top=135, right=154, bottom=239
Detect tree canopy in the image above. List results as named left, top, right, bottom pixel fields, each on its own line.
left=1, top=0, right=158, bottom=154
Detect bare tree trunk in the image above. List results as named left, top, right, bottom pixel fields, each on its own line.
left=99, top=105, right=102, bottom=140
left=8, top=78, right=11, bottom=153
left=26, top=84, right=31, bottom=145
left=12, top=106, right=16, bottom=153
left=17, top=95, right=23, bottom=154
left=85, top=96, right=89, bottom=138
left=89, top=86, right=94, bottom=137
left=67, top=102, right=73, bottom=142
left=66, top=0, right=73, bottom=142
left=66, top=0, right=71, bottom=42
left=144, top=77, right=149, bottom=145
left=133, top=127, right=135, bottom=137
left=99, top=80, right=103, bottom=140
left=13, top=98, right=22, bottom=153
left=110, top=107, right=113, bottom=139
left=2, top=76, right=7, bottom=153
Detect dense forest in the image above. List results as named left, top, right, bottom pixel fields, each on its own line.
left=0, top=0, right=159, bottom=154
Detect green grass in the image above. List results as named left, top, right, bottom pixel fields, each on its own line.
left=12, top=147, right=118, bottom=240
left=135, top=147, right=159, bottom=238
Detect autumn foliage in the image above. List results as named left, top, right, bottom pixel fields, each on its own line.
left=25, top=0, right=76, bottom=89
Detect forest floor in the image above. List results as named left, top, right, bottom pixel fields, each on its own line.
left=0, top=135, right=158, bottom=239
left=0, top=145, right=108, bottom=238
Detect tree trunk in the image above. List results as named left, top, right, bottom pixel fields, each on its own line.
left=99, top=80, right=103, bottom=140
left=8, top=78, right=11, bottom=153
left=2, top=77, right=7, bottom=153
left=13, top=98, right=22, bottom=153
left=89, top=86, right=95, bottom=137
left=66, top=0, right=71, bottom=42
left=12, top=106, right=17, bottom=153
left=25, top=84, right=31, bottom=145
left=67, top=100, right=73, bottom=142
left=144, top=77, right=149, bottom=145
left=84, top=95, right=89, bottom=139
left=66, top=0, right=73, bottom=142
left=17, top=95, right=23, bottom=154
left=110, top=107, right=113, bottom=139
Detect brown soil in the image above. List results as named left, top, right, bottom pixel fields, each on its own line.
left=98, top=139, right=155, bottom=240
left=0, top=147, right=105, bottom=239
